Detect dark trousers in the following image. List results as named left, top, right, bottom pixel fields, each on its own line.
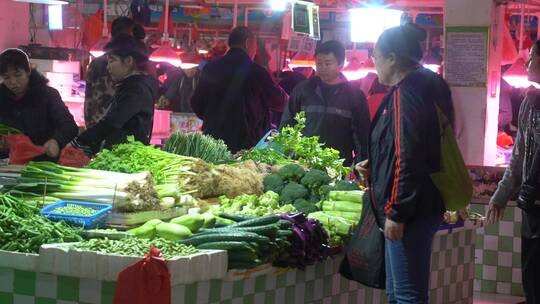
left=522, top=237, right=540, bottom=304
left=385, top=215, right=443, bottom=304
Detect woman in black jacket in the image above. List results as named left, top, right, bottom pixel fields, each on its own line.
left=0, top=48, right=78, bottom=159
left=71, top=34, right=158, bottom=155
left=358, top=24, right=454, bottom=304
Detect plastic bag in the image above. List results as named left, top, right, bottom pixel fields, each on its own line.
left=114, top=246, right=171, bottom=304
left=4, top=134, right=45, bottom=165
left=58, top=145, right=91, bottom=168
left=430, top=106, right=473, bottom=211
left=340, top=190, right=385, bottom=289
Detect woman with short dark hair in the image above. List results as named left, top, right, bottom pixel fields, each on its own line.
left=71, top=34, right=159, bottom=155
left=359, top=23, right=454, bottom=303
left=0, top=48, right=78, bottom=159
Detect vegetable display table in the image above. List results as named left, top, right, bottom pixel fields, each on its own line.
left=0, top=223, right=476, bottom=304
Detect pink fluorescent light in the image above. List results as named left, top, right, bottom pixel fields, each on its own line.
left=150, top=45, right=182, bottom=67
left=502, top=75, right=540, bottom=89
left=423, top=64, right=440, bottom=73
left=89, top=37, right=108, bottom=58
left=502, top=58, right=539, bottom=88
left=350, top=8, right=402, bottom=43
left=180, top=63, right=199, bottom=69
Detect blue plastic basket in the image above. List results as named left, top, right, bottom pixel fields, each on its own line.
left=254, top=129, right=281, bottom=149
left=40, top=201, right=112, bottom=229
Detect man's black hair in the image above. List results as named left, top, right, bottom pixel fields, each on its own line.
left=315, top=40, right=346, bottom=65
left=228, top=26, right=254, bottom=48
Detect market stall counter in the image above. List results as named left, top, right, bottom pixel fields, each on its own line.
left=0, top=221, right=477, bottom=304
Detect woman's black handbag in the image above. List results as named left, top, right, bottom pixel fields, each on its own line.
left=339, top=190, right=386, bottom=289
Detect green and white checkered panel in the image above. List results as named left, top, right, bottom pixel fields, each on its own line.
left=471, top=203, right=524, bottom=297
left=0, top=228, right=475, bottom=304
left=0, top=267, right=116, bottom=304
left=428, top=229, right=475, bottom=304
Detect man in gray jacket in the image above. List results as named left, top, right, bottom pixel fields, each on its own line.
left=488, top=41, right=540, bottom=303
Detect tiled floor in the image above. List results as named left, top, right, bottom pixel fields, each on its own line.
left=473, top=292, right=525, bottom=304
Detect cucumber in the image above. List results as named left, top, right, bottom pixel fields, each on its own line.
left=227, top=250, right=258, bottom=261
left=196, top=241, right=254, bottom=251
left=277, top=220, right=292, bottom=229
left=229, top=215, right=280, bottom=228
left=218, top=213, right=255, bottom=222
left=179, top=232, right=270, bottom=246
left=215, top=216, right=236, bottom=227
left=277, top=230, right=293, bottom=238
left=209, top=224, right=279, bottom=238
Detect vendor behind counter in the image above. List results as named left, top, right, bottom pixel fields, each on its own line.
left=0, top=48, right=78, bottom=160
left=71, top=33, right=158, bottom=156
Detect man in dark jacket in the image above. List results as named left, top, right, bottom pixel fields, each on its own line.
left=280, top=41, right=370, bottom=166
left=0, top=48, right=78, bottom=159
left=190, top=26, right=287, bottom=153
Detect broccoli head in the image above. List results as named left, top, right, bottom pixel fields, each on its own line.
left=280, top=182, right=309, bottom=203
left=319, top=184, right=334, bottom=199
left=308, top=193, right=321, bottom=204
left=301, top=169, right=331, bottom=190
left=293, top=198, right=319, bottom=215
left=334, top=180, right=360, bottom=191
left=277, top=164, right=305, bottom=182
left=263, top=173, right=285, bottom=194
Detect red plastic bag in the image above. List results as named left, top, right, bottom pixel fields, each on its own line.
left=114, top=246, right=171, bottom=304
left=58, top=146, right=90, bottom=168
left=4, top=134, right=45, bottom=165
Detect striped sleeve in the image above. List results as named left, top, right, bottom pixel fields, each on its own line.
left=384, top=87, right=425, bottom=222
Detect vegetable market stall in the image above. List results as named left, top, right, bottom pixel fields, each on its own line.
left=0, top=222, right=477, bottom=304
left=0, top=113, right=478, bottom=303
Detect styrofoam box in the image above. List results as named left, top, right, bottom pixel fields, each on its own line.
left=0, top=249, right=39, bottom=272
left=39, top=243, right=228, bottom=285
left=32, top=59, right=80, bottom=77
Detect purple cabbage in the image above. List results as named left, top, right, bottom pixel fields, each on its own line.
left=275, top=212, right=334, bottom=269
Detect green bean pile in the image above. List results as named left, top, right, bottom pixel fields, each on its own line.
left=71, top=238, right=199, bottom=259
left=0, top=194, right=83, bottom=253
left=53, top=204, right=97, bottom=216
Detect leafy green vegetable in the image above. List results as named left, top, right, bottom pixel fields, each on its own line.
left=87, top=138, right=198, bottom=199
left=273, top=112, right=349, bottom=178
left=164, top=133, right=232, bottom=164
left=242, top=112, right=349, bottom=178
left=241, top=147, right=289, bottom=165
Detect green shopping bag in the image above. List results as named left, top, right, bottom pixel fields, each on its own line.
left=430, top=106, right=473, bottom=211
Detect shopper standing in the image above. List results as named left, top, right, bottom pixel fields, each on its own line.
left=84, top=17, right=143, bottom=128
left=488, top=40, right=540, bottom=304
left=280, top=40, right=370, bottom=166
left=191, top=26, right=287, bottom=153
left=359, top=24, right=454, bottom=304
